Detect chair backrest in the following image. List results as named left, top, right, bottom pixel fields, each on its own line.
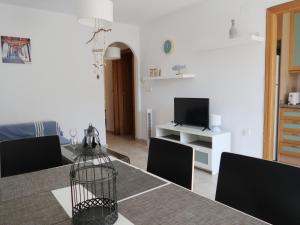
left=147, top=138, right=194, bottom=190
left=216, top=152, right=300, bottom=225
left=0, top=135, right=62, bottom=177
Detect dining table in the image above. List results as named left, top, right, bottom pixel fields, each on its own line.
left=0, top=157, right=269, bottom=225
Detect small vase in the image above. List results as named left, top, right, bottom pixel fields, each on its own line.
left=229, top=19, right=238, bottom=39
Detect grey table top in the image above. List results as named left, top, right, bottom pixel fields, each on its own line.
left=0, top=160, right=269, bottom=225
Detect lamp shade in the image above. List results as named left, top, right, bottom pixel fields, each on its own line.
left=211, top=114, right=222, bottom=126
left=77, top=0, right=113, bottom=28
left=105, top=47, right=121, bottom=60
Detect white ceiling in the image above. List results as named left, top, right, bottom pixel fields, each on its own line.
left=0, top=0, right=204, bottom=25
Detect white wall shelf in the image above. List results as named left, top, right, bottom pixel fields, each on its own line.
left=142, top=74, right=195, bottom=82
left=155, top=123, right=231, bottom=175
left=195, top=34, right=265, bottom=52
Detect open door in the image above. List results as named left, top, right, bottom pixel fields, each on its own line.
left=105, top=46, right=135, bottom=137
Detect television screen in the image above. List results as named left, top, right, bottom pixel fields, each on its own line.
left=174, top=98, right=209, bottom=128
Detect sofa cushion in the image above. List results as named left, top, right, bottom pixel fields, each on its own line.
left=37, top=121, right=63, bottom=136
left=0, top=121, right=69, bottom=145
left=0, top=122, right=36, bottom=141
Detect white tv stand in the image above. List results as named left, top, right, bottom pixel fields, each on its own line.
left=156, top=124, right=231, bottom=175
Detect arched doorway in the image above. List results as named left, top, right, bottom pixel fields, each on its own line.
left=104, top=42, right=135, bottom=138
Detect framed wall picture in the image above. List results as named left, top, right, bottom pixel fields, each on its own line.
left=1, top=36, right=31, bottom=64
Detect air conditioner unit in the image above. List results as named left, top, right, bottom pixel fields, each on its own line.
left=146, top=109, right=153, bottom=143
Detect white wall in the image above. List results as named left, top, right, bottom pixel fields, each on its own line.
left=140, top=0, right=291, bottom=157
left=0, top=3, right=141, bottom=144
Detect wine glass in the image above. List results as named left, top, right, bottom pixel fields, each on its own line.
left=69, top=128, right=78, bottom=153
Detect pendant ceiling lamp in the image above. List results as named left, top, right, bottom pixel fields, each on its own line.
left=105, top=47, right=121, bottom=60
left=77, top=0, right=114, bottom=79
left=77, top=0, right=113, bottom=28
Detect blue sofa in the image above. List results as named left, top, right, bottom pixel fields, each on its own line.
left=0, top=121, right=70, bottom=145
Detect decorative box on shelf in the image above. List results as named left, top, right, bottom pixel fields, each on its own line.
left=155, top=123, right=231, bottom=175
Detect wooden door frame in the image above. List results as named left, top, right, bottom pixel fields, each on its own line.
left=111, top=49, right=135, bottom=136
left=112, top=59, right=121, bottom=135
left=263, top=0, right=300, bottom=160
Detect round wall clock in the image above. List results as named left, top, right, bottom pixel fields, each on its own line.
left=163, top=40, right=173, bottom=54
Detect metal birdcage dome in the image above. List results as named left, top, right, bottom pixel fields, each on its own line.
left=70, top=124, right=118, bottom=225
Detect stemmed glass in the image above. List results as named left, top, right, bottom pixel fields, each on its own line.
left=69, top=128, right=78, bottom=154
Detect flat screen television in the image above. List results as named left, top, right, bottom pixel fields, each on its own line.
left=174, top=98, right=209, bottom=128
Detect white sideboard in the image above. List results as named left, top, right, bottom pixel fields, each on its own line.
left=155, top=124, right=231, bottom=175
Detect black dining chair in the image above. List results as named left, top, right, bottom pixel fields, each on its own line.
left=215, top=152, right=300, bottom=225
left=147, top=138, right=194, bottom=190
left=0, top=135, right=63, bottom=177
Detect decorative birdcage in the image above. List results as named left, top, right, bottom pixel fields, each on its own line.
left=70, top=124, right=118, bottom=225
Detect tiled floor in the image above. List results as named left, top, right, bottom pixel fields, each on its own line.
left=106, top=133, right=218, bottom=200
